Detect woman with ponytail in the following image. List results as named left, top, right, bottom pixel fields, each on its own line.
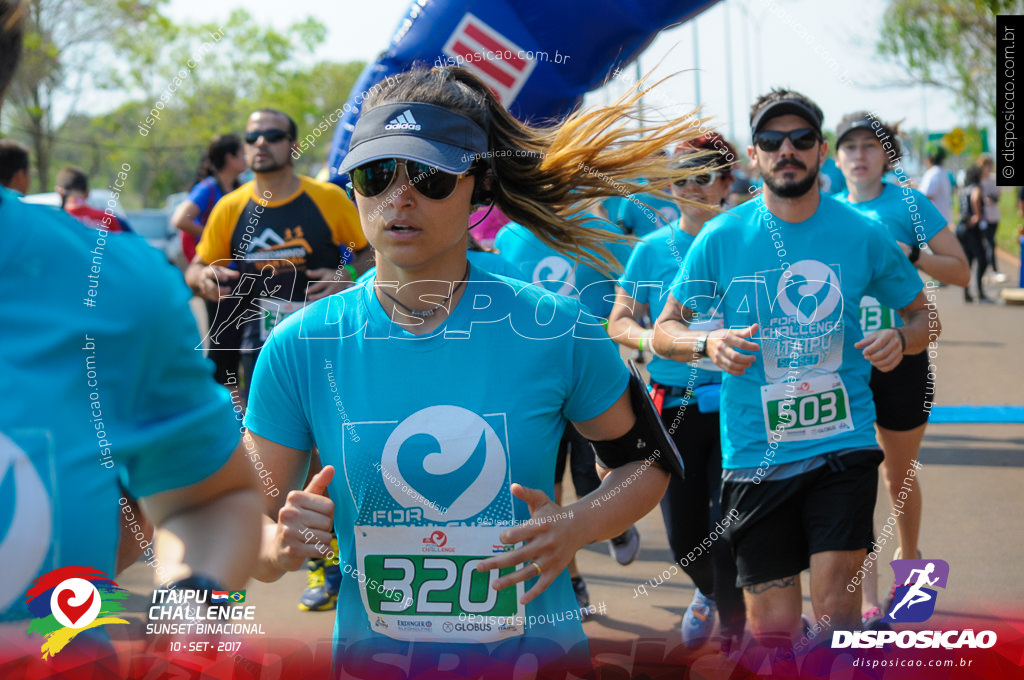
left=244, top=66, right=704, bottom=677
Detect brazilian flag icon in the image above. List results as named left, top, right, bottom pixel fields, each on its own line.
left=229, top=591, right=246, bottom=603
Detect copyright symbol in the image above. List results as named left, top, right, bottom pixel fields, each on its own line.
left=1003, top=165, right=1014, bottom=179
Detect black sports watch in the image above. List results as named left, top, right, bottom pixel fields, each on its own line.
left=908, top=245, right=922, bottom=264
left=693, top=333, right=709, bottom=358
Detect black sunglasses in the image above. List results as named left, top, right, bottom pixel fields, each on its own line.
left=674, top=170, right=720, bottom=187
left=350, top=158, right=470, bottom=201
left=244, top=128, right=290, bottom=145
left=753, top=128, right=820, bottom=152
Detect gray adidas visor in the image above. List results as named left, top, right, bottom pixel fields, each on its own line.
left=339, top=102, right=490, bottom=175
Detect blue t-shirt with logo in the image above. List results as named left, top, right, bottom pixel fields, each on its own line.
left=673, top=194, right=923, bottom=469
left=837, top=183, right=945, bottom=332
left=619, top=224, right=722, bottom=407
left=244, top=265, right=627, bottom=671
left=615, top=187, right=681, bottom=238
left=494, top=217, right=630, bottom=319
left=819, top=158, right=847, bottom=195
left=0, top=187, right=239, bottom=621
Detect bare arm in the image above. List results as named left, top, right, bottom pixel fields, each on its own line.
left=138, top=441, right=263, bottom=589
left=916, top=227, right=969, bottom=287
left=171, top=200, right=203, bottom=237
left=606, top=285, right=650, bottom=350
left=651, top=293, right=759, bottom=375
left=185, top=254, right=239, bottom=301
left=242, top=431, right=335, bottom=583
left=476, top=389, right=669, bottom=604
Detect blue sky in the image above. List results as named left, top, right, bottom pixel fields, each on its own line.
left=158, top=0, right=964, bottom=149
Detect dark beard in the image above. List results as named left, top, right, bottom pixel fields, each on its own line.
left=251, top=156, right=290, bottom=174
left=764, top=163, right=820, bottom=198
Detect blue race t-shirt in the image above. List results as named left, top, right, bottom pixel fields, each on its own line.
left=615, top=185, right=681, bottom=238
left=837, top=183, right=947, bottom=332
left=618, top=224, right=722, bottom=407
left=244, top=265, right=628, bottom=673
left=819, top=158, right=847, bottom=195
left=495, top=217, right=630, bottom=319
left=0, top=187, right=240, bottom=620
left=673, top=194, right=923, bottom=469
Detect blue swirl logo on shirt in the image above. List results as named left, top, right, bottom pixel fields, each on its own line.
left=379, top=406, right=508, bottom=521
left=776, top=260, right=843, bottom=327
left=0, top=432, right=52, bottom=614
left=532, top=256, right=577, bottom=297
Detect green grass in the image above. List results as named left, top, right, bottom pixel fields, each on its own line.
left=996, top=188, right=1022, bottom=258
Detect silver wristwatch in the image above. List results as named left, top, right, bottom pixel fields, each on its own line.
left=693, top=332, right=709, bottom=358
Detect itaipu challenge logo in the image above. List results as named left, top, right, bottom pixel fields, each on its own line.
left=25, top=566, right=129, bottom=658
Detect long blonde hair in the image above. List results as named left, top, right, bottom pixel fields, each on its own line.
left=363, top=66, right=715, bottom=274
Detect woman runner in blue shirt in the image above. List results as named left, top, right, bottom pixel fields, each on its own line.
left=609, top=132, right=745, bottom=650
left=833, top=111, right=968, bottom=625
left=243, top=66, right=702, bottom=678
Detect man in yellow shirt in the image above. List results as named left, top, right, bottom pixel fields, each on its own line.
left=186, top=107, right=371, bottom=391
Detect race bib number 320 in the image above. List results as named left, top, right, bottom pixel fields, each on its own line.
left=356, top=525, right=525, bottom=642
left=760, top=373, right=854, bottom=442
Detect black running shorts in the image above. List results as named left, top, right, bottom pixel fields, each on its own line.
left=722, top=448, right=884, bottom=587
left=870, top=350, right=932, bottom=431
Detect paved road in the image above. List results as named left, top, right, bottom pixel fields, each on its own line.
left=120, top=254, right=1023, bottom=672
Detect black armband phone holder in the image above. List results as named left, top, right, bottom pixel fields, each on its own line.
left=589, top=362, right=685, bottom=479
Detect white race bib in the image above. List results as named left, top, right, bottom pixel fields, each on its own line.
left=760, top=373, right=855, bottom=443
left=859, top=296, right=897, bottom=333
left=354, top=525, right=525, bottom=643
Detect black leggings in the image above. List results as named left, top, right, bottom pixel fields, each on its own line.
left=985, top=221, right=999, bottom=272
left=957, top=225, right=988, bottom=293
left=658, top=404, right=745, bottom=638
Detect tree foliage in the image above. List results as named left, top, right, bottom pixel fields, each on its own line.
left=3, top=6, right=364, bottom=206
left=5, top=0, right=164, bottom=192
left=877, top=0, right=1024, bottom=125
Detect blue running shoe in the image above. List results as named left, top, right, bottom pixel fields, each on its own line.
left=681, top=589, right=717, bottom=648
left=299, top=538, right=341, bottom=611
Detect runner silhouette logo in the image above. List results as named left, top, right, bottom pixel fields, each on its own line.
left=883, top=559, right=950, bottom=623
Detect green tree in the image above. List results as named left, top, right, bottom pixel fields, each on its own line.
left=4, top=0, right=166, bottom=192
left=96, top=9, right=362, bottom=204
left=877, top=0, right=1024, bottom=125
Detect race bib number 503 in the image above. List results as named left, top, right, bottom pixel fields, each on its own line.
left=760, top=373, right=854, bottom=443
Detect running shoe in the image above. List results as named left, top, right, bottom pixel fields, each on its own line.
left=681, top=589, right=717, bottom=648
left=299, top=539, right=342, bottom=611
left=571, top=576, right=592, bottom=618
left=608, top=525, right=640, bottom=565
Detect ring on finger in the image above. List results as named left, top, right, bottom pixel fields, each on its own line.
left=532, top=562, right=542, bottom=577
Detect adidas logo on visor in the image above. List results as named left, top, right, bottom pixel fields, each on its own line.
left=384, top=110, right=422, bottom=131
